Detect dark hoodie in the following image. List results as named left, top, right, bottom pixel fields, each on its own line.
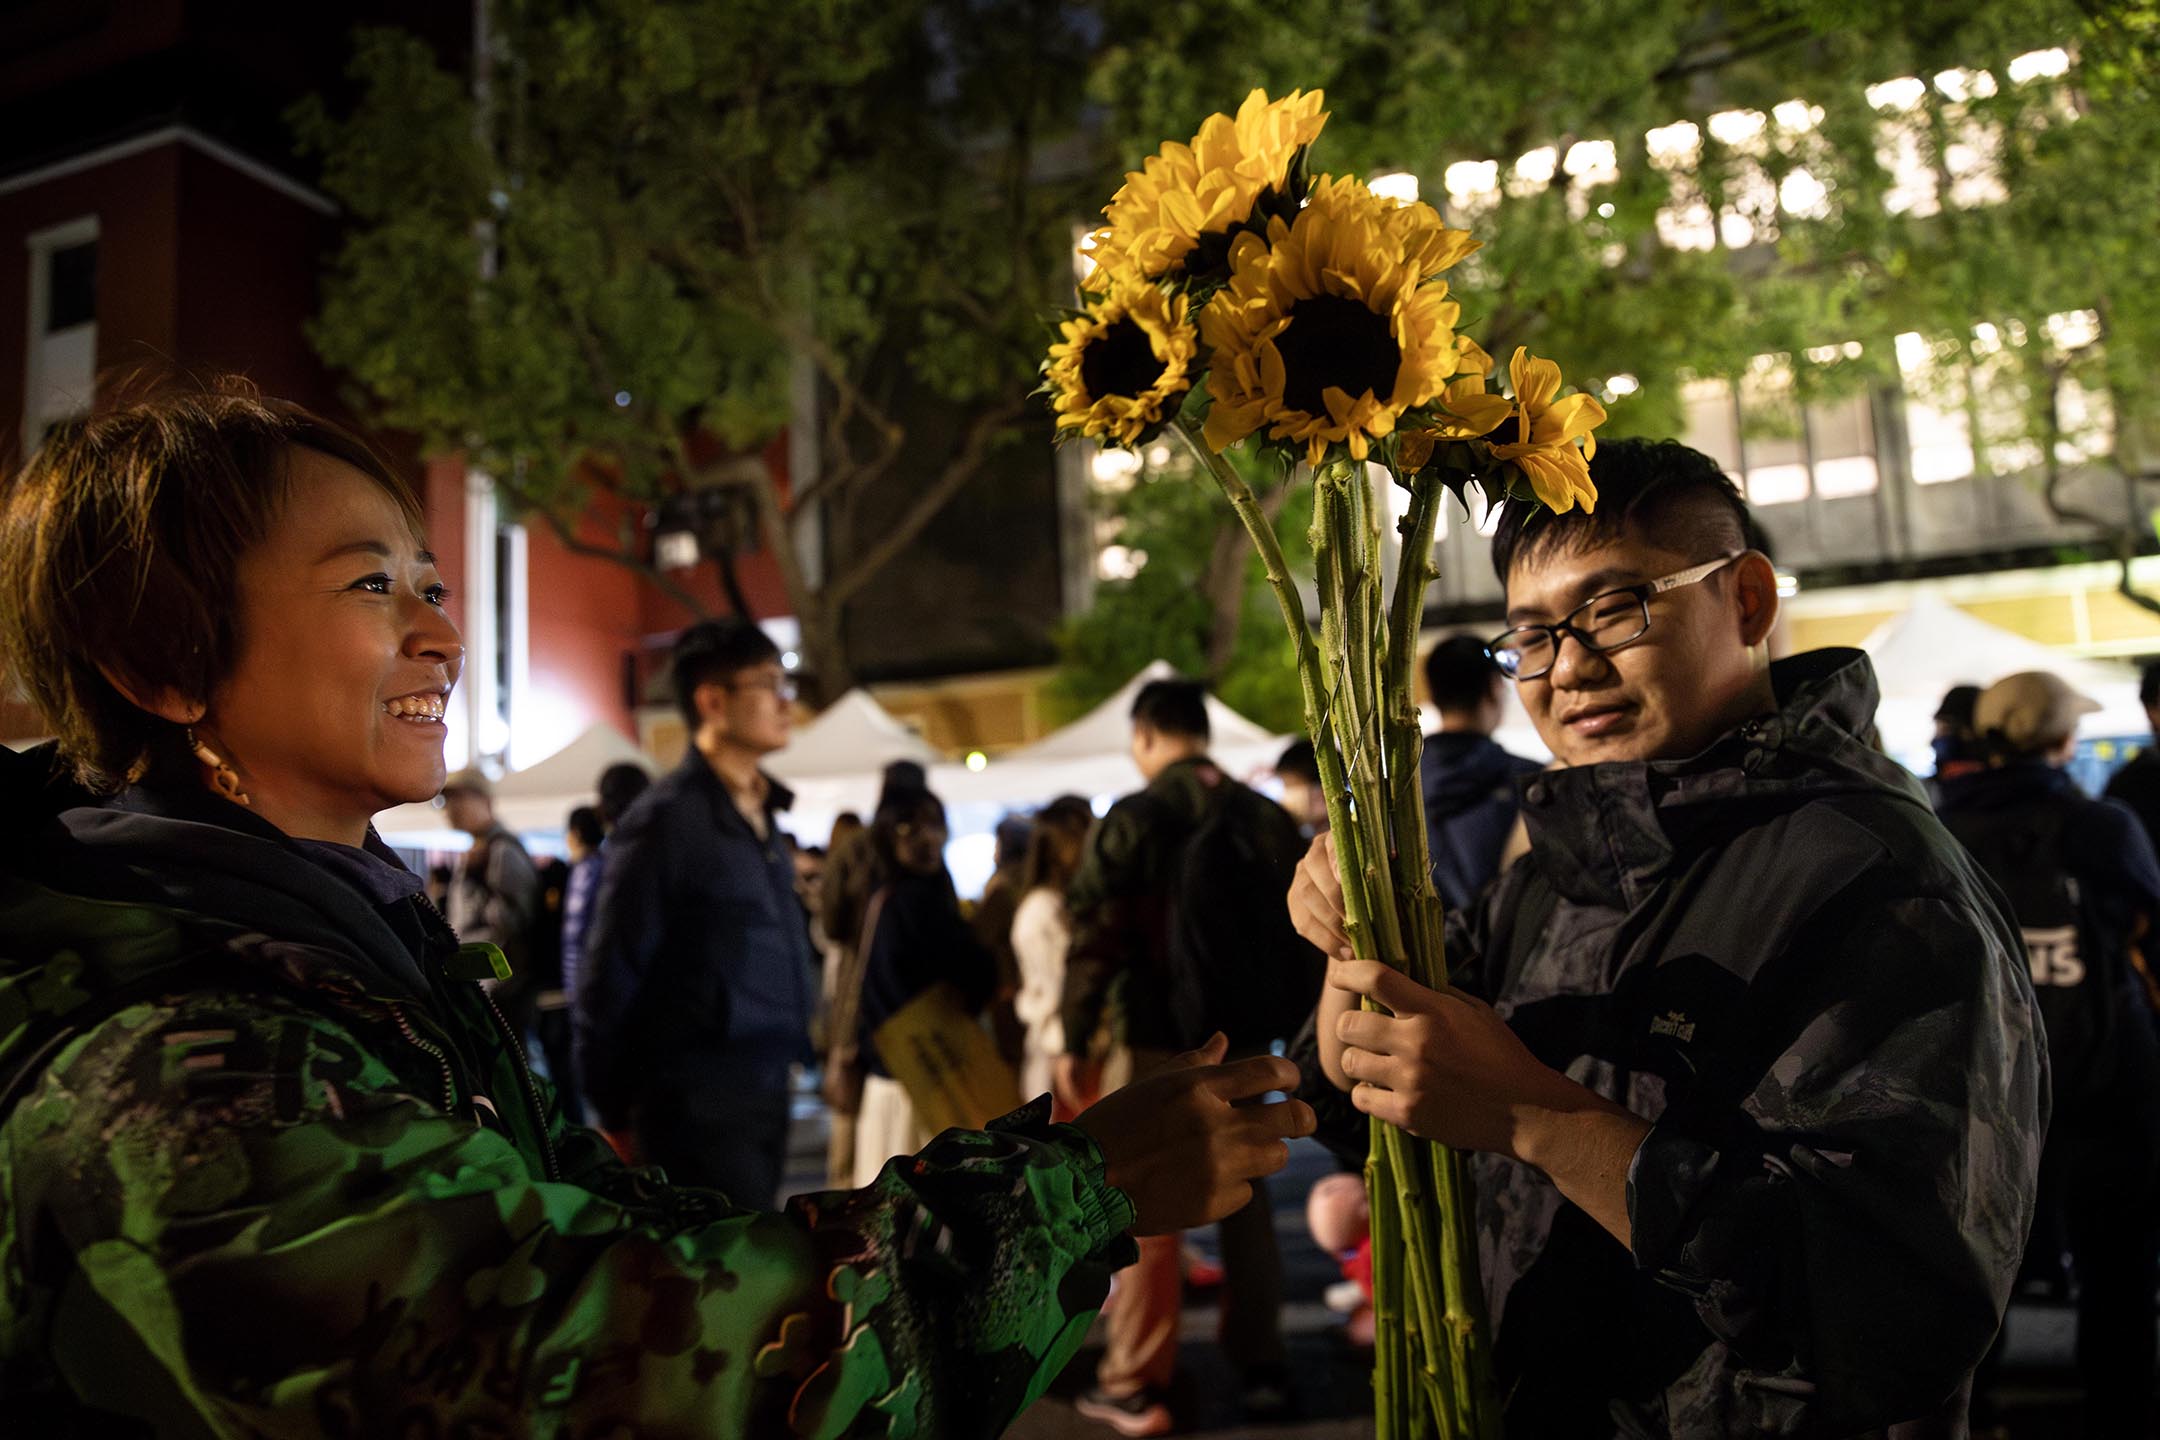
left=1419, top=730, right=1545, bottom=911
left=0, top=766, right=1137, bottom=1436
left=1451, top=648, right=2046, bottom=1439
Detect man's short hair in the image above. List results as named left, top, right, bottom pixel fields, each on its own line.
left=567, top=805, right=606, bottom=850
left=1424, top=634, right=1500, bottom=713
left=2142, top=659, right=2160, bottom=711
left=1276, top=738, right=1320, bottom=784
left=670, top=620, right=780, bottom=731
left=1490, top=438, right=1751, bottom=584
left=596, top=762, right=651, bottom=827
left=1131, top=677, right=1210, bottom=741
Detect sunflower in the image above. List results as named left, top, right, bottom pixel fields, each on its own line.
left=1085, top=88, right=1329, bottom=289
left=1199, top=176, right=1467, bottom=466
left=1046, top=281, right=1198, bottom=447
left=1486, top=346, right=1607, bottom=514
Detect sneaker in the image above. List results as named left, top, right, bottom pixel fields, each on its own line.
left=1074, top=1385, right=1175, bottom=1437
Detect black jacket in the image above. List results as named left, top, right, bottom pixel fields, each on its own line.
left=1454, top=648, right=2047, bottom=1438
left=1937, top=760, right=2160, bottom=1129
left=857, top=871, right=998, bottom=1078
left=2105, top=744, right=2160, bottom=858
left=574, top=753, right=817, bottom=1126
left=1419, top=731, right=1544, bottom=911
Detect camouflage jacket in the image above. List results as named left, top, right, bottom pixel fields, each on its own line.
left=0, top=782, right=1136, bottom=1437
left=1452, top=649, right=2048, bottom=1439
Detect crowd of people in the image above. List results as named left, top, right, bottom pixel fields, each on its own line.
left=1, top=384, right=2157, bottom=1438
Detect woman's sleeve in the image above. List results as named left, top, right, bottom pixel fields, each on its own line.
left=6, top=990, right=1137, bottom=1438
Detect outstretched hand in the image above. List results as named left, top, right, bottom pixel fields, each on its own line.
left=1073, top=1034, right=1315, bottom=1236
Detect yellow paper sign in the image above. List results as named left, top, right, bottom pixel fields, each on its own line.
left=871, top=981, right=1021, bottom=1135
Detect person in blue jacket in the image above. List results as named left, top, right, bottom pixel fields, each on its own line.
left=577, top=619, right=819, bottom=1207
left=1419, top=632, right=1544, bottom=911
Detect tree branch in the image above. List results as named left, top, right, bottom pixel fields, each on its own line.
left=823, top=394, right=1029, bottom=610
left=531, top=506, right=716, bottom=622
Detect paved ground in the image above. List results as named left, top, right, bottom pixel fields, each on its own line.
left=781, top=1094, right=2145, bottom=1438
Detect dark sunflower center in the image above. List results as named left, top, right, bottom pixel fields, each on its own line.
left=1079, top=317, right=1162, bottom=401
left=1274, top=295, right=1401, bottom=418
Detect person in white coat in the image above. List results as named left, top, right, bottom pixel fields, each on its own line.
left=1010, top=795, right=1096, bottom=1113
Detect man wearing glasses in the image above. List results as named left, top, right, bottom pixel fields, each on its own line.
left=1291, top=439, right=2044, bottom=1436
left=578, top=618, right=817, bottom=1206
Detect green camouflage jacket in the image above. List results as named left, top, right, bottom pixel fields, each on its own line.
left=0, top=782, right=1135, bottom=1437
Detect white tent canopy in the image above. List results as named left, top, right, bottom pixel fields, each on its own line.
left=374, top=722, right=653, bottom=848
left=766, top=688, right=946, bottom=817
left=930, top=661, right=1289, bottom=808
left=1860, top=595, right=2145, bottom=768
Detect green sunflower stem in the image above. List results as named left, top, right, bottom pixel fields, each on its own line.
left=1173, top=417, right=1498, bottom=1439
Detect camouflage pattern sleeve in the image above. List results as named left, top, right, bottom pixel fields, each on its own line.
left=1624, top=888, right=2047, bottom=1434
left=1, top=991, right=1137, bottom=1437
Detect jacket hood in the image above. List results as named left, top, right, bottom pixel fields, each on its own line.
left=1523, top=647, right=1927, bottom=909
left=1423, top=732, right=1534, bottom=815
left=2, top=781, right=434, bottom=1050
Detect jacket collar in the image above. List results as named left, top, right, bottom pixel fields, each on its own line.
left=33, top=782, right=436, bottom=1001
left=1521, top=648, right=1927, bottom=910
left=673, top=750, right=796, bottom=837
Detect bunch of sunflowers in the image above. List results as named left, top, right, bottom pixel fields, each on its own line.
left=1045, top=90, right=1610, bottom=1439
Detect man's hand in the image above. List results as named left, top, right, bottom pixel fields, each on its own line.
left=1053, top=1054, right=1104, bottom=1114
left=1329, top=959, right=1650, bottom=1246
left=1287, top=832, right=1353, bottom=961
left=1073, top=1034, right=1316, bottom=1236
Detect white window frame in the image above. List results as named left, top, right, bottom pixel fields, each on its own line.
left=23, top=215, right=99, bottom=462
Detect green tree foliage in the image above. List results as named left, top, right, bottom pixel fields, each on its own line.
left=1048, top=437, right=1313, bottom=733
left=1060, top=0, right=2160, bottom=708
left=298, top=0, right=1101, bottom=697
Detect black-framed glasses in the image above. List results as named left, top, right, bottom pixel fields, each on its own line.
left=1486, top=554, right=1742, bottom=681
left=726, top=673, right=800, bottom=703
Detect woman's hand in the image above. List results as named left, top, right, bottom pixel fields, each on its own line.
left=1073, top=1034, right=1315, bottom=1236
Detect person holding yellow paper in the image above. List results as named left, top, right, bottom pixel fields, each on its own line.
left=852, top=784, right=1020, bottom=1181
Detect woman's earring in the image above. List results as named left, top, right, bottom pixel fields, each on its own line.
left=187, top=728, right=251, bottom=808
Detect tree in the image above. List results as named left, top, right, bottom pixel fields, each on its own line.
left=1062, top=0, right=2160, bottom=683
left=297, top=0, right=1100, bottom=699
left=1050, top=438, right=1313, bottom=734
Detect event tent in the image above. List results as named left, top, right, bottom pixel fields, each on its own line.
left=765, top=688, right=945, bottom=817
left=929, top=660, right=1290, bottom=809
left=1860, top=595, right=2145, bottom=769
left=374, top=721, right=653, bottom=849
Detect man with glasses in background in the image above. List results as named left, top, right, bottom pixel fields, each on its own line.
left=1290, top=439, right=2045, bottom=1437
left=579, top=619, right=817, bottom=1206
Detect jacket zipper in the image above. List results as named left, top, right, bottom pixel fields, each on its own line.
left=415, top=890, right=559, bottom=1183
left=386, top=1001, right=457, bottom=1114
left=479, top=982, right=560, bottom=1182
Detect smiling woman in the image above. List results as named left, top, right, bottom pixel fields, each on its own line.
left=0, top=385, right=1314, bottom=1435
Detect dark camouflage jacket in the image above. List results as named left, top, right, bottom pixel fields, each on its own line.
left=1452, top=649, right=2047, bottom=1438
left=0, top=776, right=1136, bottom=1436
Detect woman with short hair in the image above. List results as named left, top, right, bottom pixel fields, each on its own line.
left=0, top=384, right=1311, bottom=1436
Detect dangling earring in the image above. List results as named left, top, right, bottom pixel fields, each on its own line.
left=188, top=728, right=251, bottom=808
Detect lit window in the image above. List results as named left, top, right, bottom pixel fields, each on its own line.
left=1773, top=99, right=1824, bottom=133
left=1680, top=377, right=1742, bottom=476
left=1809, top=392, right=1881, bottom=498
left=1740, top=355, right=1808, bottom=504
left=24, top=218, right=99, bottom=457
left=1876, top=114, right=1940, bottom=217
left=1779, top=167, right=1831, bottom=220
left=1646, top=121, right=1702, bottom=169
left=1510, top=146, right=1558, bottom=194
left=1563, top=140, right=1617, bottom=185
left=1444, top=160, right=1499, bottom=199
left=1867, top=77, right=1928, bottom=111
left=2045, top=309, right=2101, bottom=351
left=1369, top=171, right=1421, bottom=204
left=2008, top=48, right=2071, bottom=84
left=1934, top=68, right=1999, bottom=102
left=1707, top=109, right=1768, bottom=151
left=1657, top=197, right=1718, bottom=251
left=1895, top=331, right=1975, bottom=484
